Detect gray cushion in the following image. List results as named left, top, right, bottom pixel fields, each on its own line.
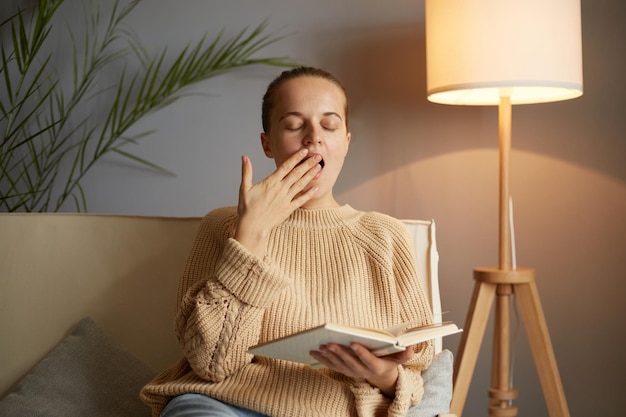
left=408, top=349, right=454, bottom=417
left=0, top=317, right=155, bottom=417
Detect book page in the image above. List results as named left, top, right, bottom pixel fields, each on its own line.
left=384, top=321, right=426, bottom=337
left=396, top=322, right=461, bottom=347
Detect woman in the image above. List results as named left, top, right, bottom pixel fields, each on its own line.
left=140, top=67, right=434, bottom=417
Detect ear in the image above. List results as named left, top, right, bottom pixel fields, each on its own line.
left=260, top=133, right=274, bottom=158
left=343, top=132, right=351, bottom=155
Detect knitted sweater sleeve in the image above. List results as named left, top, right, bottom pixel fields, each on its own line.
left=351, top=214, right=435, bottom=417
left=174, top=208, right=288, bottom=382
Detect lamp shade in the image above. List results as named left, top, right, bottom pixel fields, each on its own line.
left=425, top=0, right=583, bottom=105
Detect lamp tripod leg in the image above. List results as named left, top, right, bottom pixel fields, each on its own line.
left=450, top=279, right=497, bottom=416
left=514, top=281, right=570, bottom=417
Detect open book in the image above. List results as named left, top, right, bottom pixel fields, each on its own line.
left=248, top=321, right=462, bottom=367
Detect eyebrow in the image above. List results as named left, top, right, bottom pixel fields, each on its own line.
left=278, top=112, right=343, bottom=122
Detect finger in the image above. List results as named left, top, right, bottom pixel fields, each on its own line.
left=350, top=343, right=378, bottom=365
left=285, top=155, right=322, bottom=194
left=380, top=346, right=413, bottom=364
left=323, top=344, right=364, bottom=372
left=316, top=348, right=346, bottom=371
left=290, top=183, right=319, bottom=208
left=392, top=347, right=414, bottom=363
left=273, top=149, right=310, bottom=181
left=352, top=343, right=412, bottom=368
left=240, top=155, right=253, bottom=193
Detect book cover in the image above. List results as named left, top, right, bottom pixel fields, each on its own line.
left=248, top=321, right=461, bottom=366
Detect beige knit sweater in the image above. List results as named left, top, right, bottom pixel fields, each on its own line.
left=141, top=205, right=434, bottom=417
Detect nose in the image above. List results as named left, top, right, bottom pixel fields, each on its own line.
left=303, top=125, right=323, bottom=146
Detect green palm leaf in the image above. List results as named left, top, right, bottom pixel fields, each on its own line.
left=1, top=0, right=296, bottom=212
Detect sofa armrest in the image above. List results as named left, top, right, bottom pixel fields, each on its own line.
left=0, top=213, right=201, bottom=397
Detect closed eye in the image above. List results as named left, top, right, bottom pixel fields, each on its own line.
left=321, top=114, right=342, bottom=131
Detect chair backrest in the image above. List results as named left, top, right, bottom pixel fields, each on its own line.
left=400, top=219, right=443, bottom=352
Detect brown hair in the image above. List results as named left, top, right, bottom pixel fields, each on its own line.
left=261, top=67, right=349, bottom=133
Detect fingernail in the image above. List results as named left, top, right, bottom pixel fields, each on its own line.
left=300, top=149, right=308, bottom=156
left=313, top=154, right=322, bottom=162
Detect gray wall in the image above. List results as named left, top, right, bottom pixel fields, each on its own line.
left=24, top=1, right=626, bottom=416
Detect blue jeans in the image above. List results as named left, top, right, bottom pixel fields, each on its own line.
left=161, top=393, right=269, bottom=417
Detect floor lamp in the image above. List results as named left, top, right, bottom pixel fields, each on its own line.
left=424, top=1, right=583, bottom=417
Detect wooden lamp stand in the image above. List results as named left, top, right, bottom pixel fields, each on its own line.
left=449, top=97, right=571, bottom=417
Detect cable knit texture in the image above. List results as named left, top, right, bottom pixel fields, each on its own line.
left=140, top=205, right=434, bottom=417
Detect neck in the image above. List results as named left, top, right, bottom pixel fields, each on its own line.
left=283, top=204, right=357, bottom=228
left=300, top=194, right=340, bottom=209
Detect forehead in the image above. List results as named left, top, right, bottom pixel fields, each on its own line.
left=271, top=76, right=347, bottom=117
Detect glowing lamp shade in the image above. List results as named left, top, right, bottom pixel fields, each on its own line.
left=425, top=0, right=583, bottom=106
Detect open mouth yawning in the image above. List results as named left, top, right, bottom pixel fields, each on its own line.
left=298, top=154, right=325, bottom=169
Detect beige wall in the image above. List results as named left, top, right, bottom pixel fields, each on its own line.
left=7, top=1, right=625, bottom=415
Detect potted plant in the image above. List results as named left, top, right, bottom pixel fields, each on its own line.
left=0, top=0, right=294, bottom=212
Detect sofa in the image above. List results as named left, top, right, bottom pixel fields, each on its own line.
left=0, top=213, right=454, bottom=416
